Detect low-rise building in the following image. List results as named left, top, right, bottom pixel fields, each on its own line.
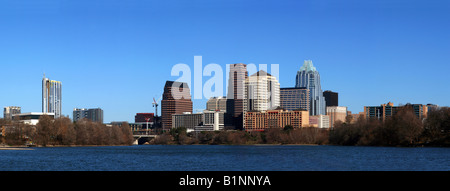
left=244, top=108, right=309, bottom=131
left=13, top=112, right=55, bottom=125
left=326, top=106, right=347, bottom=128
left=3, top=106, right=21, bottom=120
left=364, top=102, right=428, bottom=121
left=309, top=115, right=330, bottom=128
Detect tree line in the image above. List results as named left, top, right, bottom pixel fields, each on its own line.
left=151, top=126, right=329, bottom=145
left=151, top=106, right=449, bottom=147
left=329, top=106, right=450, bottom=147
left=1, top=115, right=133, bottom=146
left=2, top=106, right=448, bottom=147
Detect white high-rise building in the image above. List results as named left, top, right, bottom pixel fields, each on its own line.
left=243, top=70, right=280, bottom=112
left=42, top=75, right=62, bottom=118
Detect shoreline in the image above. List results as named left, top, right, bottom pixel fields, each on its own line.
left=0, top=146, right=34, bottom=150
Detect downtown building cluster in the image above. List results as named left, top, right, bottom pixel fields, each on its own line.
left=161, top=60, right=385, bottom=132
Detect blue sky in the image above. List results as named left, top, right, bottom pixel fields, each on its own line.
left=1, top=0, right=449, bottom=123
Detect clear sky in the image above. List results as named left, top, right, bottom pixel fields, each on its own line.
left=1, top=0, right=449, bottom=123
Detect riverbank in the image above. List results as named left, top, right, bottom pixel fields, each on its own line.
left=0, top=145, right=34, bottom=150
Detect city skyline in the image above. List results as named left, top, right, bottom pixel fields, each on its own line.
left=1, top=0, right=450, bottom=123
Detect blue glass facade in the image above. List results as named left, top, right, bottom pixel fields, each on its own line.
left=295, top=60, right=326, bottom=115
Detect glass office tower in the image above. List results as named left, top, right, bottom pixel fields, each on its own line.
left=295, top=60, right=326, bottom=115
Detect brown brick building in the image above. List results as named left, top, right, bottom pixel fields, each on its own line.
left=244, top=108, right=309, bottom=131
left=161, top=81, right=193, bottom=130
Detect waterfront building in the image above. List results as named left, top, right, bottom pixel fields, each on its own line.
left=280, top=87, right=310, bottom=112
left=206, top=96, right=227, bottom=112
left=108, top=121, right=141, bottom=131
left=135, top=113, right=154, bottom=123
left=244, top=108, right=309, bottom=131
left=309, top=115, right=330, bottom=128
left=243, top=70, right=280, bottom=112
left=42, top=75, right=62, bottom=118
left=295, top=60, right=326, bottom=115
left=161, top=81, right=193, bottom=130
left=226, top=63, right=248, bottom=129
left=172, top=112, right=203, bottom=129
left=326, top=106, right=347, bottom=128
left=12, top=112, right=55, bottom=125
left=172, top=111, right=225, bottom=133
left=73, top=108, right=104, bottom=123
left=323, top=90, right=338, bottom=107
left=135, top=113, right=155, bottom=130
left=3, top=106, right=21, bottom=120
left=364, top=102, right=428, bottom=121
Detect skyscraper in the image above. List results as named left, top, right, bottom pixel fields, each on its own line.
left=323, top=90, right=338, bottom=107
left=226, top=63, right=248, bottom=129
left=161, top=80, right=193, bottom=130
left=206, top=96, right=227, bottom=112
left=42, top=75, right=62, bottom=118
left=243, top=70, right=280, bottom=112
left=295, top=60, right=326, bottom=115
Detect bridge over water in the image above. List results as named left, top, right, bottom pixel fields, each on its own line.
left=132, top=131, right=159, bottom=145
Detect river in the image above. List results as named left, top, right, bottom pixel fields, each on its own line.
left=0, top=145, right=448, bottom=171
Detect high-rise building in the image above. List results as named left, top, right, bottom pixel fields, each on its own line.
left=244, top=108, right=309, bottom=131
left=42, top=75, right=62, bottom=118
left=326, top=106, right=347, bottom=128
left=73, top=108, right=104, bottom=123
left=161, top=81, right=193, bottom=130
left=280, top=87, right=310, bottom=112
left=3, top=106, right=21, bottom=120
left=295, top=60, right=326, bottom=115
left=243, top=70, right=280, bottom=112
left=226, top=63, right=248, bottom=129
left=323, top=90, right=338, bottom=107
left=206, top=96, right=227, bottom=111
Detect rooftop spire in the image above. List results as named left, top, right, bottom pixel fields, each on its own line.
left=299, top=60, right=317, bottom=72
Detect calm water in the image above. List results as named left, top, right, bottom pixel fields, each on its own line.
left=0, top=145, right=449, bottom=171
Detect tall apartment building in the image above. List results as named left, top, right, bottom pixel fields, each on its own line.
left=206, top=96, right=227, bottom=111
left=323, top=90, right=338, bottom=107
left=226, top=63, right=248, bottom=129
left=364, top=102, right=428, bottom=121
left=243, top=70, right=280, bottom=112
left=280, top=87, right=310, bottom=111
left=42, top=75, right=62, bottom=118
left=73, top=108, right=104, bottom=123
left=295, top=60, right=326, bottom=115
left=3, top=106, right=21, bottom=120
left=161, top=81, right=193, bottom=130
left=244, top=108, right=309, bottom=131
left=326, top=106, right=347, bottom=128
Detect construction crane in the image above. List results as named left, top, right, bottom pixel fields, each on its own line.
left=152, top=97, right=159, bottom=117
